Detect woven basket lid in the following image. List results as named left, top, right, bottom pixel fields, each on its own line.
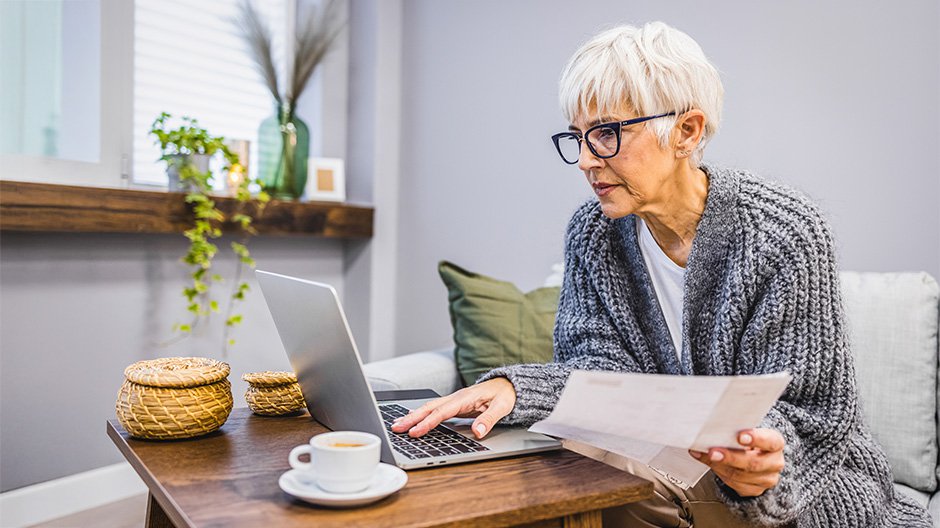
left=242, top=370, right=298, bottom=387
left=125, top=357, right=230, bottom=388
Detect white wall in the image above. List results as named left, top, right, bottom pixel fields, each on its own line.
left=390, top=0, right=940, bottom=356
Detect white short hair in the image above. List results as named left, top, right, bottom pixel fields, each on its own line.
left=559, top=22, right=723, bottom=166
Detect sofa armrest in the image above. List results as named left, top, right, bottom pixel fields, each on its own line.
left=362, top=348, right=461, bottom=397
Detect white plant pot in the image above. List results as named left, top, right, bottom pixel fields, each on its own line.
left=166, top=153, right=211, bottom=191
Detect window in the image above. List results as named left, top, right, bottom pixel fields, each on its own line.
left=1, top=0, right=344, bottom=189
left=132, top=0, right=287, bottom=187
left=0, top=0, right=130, bottom=187
left=0, top=0, right=101, bottom=163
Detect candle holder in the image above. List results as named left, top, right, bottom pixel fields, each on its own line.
left=225, top=139, right=250, bottom=196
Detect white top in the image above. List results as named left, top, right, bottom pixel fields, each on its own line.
left=635, top=217, right=686, bottom=359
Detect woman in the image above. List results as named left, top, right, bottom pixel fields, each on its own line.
left=392, top=22, right=931, bottom=527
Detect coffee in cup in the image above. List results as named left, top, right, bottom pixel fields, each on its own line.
left=289, top=431, right=381, bottom=493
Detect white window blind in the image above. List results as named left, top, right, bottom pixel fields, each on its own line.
left=133, top=0, right=287, bottom=186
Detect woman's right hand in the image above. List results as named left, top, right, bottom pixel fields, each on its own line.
left=389, top=377, right=517, bottom=439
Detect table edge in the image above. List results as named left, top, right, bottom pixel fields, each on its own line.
left=429, top=479, right=654, bottom=528
left=107, top=420, right=195, bottom=528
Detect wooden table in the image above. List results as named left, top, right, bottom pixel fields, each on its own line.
left=108, top=408, right=653, bottom=528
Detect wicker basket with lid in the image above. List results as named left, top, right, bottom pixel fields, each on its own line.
left=242, top=371, right=305, bottom=416
left=115, top=357, right=233, bottom=439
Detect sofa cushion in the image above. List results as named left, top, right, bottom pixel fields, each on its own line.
left=895, top=483, right=931, bottom=508
left=439, top=261, right=559, bottom=386
left=928, top=492, right=940, bottom=528
left=841, top=272, right=939, bottom=492
left=362, top=348, right=461, bottom=396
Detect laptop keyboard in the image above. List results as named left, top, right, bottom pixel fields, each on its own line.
left=379, top=403, right=490, bottom=460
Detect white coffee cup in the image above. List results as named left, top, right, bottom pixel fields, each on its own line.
left=289, top=431, right=381, bottom=493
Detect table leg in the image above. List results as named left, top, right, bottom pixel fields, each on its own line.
left=562, top=509, right=602, bottom=528
left=145, top=492, right=176, bottom=528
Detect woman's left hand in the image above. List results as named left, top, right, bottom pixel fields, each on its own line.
left=689, top=428, right=785, bottom=497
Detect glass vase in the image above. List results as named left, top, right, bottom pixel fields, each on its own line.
left=258, top=103, right=309, bottom=200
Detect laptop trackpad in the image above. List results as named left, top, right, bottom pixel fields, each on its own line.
left=443, top=417, right=558, bottom=449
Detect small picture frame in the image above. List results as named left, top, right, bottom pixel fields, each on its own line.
left=305, top=157, right=346, bottom=202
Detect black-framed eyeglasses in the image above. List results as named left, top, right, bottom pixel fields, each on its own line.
left=551, top=112, right=676, bottom=165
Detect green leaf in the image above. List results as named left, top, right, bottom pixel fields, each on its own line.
left=231, top=242, right=248, bottom=256
left=233, top=283, right=250, bottom=300
left=210, top=300, right=219, bottom=312
left=179, top=324, right=192, bottom=332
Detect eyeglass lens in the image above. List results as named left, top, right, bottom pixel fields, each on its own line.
left=556, top=124, right=620, bottom=164
left=556, top=135, right=582, bottom=164
left=587, top=125, right=619, bottom=157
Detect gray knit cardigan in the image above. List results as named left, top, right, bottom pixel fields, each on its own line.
left=479, top=165, right=931, bottom=527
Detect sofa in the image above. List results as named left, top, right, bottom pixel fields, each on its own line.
left=362, top=271, right=940, bottom=526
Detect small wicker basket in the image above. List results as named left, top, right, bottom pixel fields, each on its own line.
left=116, top=357, right=233, bottom=440
left=242, top=371, right=305, bottom=416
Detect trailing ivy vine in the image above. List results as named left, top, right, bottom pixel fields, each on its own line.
left=150, top=113, right=270, bottom=354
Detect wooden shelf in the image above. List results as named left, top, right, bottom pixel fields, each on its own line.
left=0, top=180, right=373, bottom=238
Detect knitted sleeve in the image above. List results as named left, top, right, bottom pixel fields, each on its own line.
left=477, top=202, right=641, bottom=425
left=713, top=202, right=896, bottom=526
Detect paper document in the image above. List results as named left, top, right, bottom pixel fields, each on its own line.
left=529, top=370, right=791, bottom=489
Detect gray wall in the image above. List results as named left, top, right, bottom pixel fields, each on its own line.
left=392, top=0, right=940, bottom=356
left=0, top=233, right=345, bottom=492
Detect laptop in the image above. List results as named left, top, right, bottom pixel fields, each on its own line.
left=255, top=270, right=561, bottom=470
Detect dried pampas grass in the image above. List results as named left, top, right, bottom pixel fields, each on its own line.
left=235, top=0, right=345, bottom=107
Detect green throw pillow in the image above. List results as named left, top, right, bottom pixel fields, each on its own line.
left=438, top=261, right=560, bottom=386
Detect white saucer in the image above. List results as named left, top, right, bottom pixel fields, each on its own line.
left=279, top=463, right=408, bottom=508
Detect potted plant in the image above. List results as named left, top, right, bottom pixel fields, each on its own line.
left=149, top=112, right=270, bottom=353
left=150, top=113, right=231, bottom=192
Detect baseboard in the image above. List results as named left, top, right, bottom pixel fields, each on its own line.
left=0, top=462, right=147, bottom=527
